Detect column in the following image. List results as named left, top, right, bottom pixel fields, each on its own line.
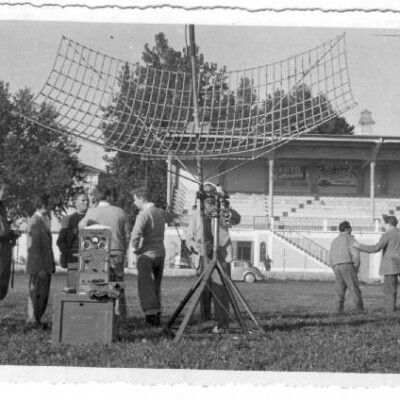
left=268, top=158, right=274, bottom=262
left=268, top=158, right=274, bottom=225
left=166, top=157, right=173, bottom=209
left=370, top=161, right=375, bottom=221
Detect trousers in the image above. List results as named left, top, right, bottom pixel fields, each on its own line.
left=333, top=263, right=364, bottom=312
left=27, top=273, right=52, bottom=324
left=198, top=258, right=231, bottom=328
left=137, top=254, right=164, bottom=316
left=383, top=274, right=399, bottom=313
left=0, top=244, right=12, bottom=300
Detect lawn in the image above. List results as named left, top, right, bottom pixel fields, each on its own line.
left=0, top=272, right=399, bottom=372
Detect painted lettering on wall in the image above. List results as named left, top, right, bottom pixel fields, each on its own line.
left=317, top=163, right=358, bottom=188
left=276, top=164, right=306, bottom=180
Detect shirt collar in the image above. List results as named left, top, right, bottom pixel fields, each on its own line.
left=97, top=201, right=111, bottom=207
left=142, top=202, right=154, bottom=211
left=34, top=211, right=43, bottom=218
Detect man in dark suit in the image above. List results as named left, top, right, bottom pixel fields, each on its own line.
left=57, top=192, right=89, bottom=292
left=26, top=194, right=54, bottom=328
left=0, top=177, right=13, bottom=301
left=354, top=214, right=400, bottom=313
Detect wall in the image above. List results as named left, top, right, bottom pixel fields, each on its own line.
left=386, top=164, right=400, bottom=195
left=224, top=165, right=266, bottom=193
left=163, top=228, right=383, bottom=282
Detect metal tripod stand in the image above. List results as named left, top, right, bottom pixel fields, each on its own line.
left=165, top=184, right=265, bottom=342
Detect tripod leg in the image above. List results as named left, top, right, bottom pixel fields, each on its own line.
left=166, top=271, right=204, bottom=329
left=220, top=267, right=265, bottom=333
left=215, top=262, right=246, bottom=330
left=173, top=258, right=216, bottom=343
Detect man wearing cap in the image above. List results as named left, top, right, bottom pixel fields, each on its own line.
left=329, top=221, right=364, bottom=314
left=354, top=215, right=400, bottom=313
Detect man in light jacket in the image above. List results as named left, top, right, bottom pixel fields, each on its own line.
left=329, top=220, right=364, bottom=314
left=130, top=187, right=171, bottom=327
left=185, top=183, right=241, bottom=329
left=354, top=214, right=400, bottom=313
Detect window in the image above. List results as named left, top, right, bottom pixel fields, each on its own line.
left=260, top=242, right=267, bottom=262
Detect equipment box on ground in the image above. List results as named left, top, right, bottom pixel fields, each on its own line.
left=52, top=294, right=116, bottom=345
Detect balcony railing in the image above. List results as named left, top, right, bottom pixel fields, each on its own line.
left=172, top=215, right=379, bottom=233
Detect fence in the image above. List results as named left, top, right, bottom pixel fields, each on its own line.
left=172, top=215, right=380, bottom=233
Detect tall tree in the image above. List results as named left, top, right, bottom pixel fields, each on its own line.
left=0, top=82, right=84, bottom=220
left=101, top=32, right=231, bottom=222
left=259, top=83, right=354, bottom=136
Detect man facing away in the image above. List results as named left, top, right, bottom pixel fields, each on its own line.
left=26, top=194, right=55, bottom=328
left=79, top=185, right=129, bottom=319
left=354, top=214, right=400, bottom=314
left=130, top=187, right=171, bottom=327
left=329, top=220, right=364, bottom=314
left=56, top=192, right=89, bottom=292
left=185, top=183, right=241, bottom=330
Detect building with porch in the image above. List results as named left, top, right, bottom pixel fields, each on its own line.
left=164, top=111, right=400, bottom=281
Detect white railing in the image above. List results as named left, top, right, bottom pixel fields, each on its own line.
left=172, top=215, right=380, bottom=232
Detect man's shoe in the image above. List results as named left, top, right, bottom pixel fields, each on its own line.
left=145, top=314, right=160, bottom=327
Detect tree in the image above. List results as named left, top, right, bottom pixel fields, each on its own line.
left=234, top=76, right=258, bottom=130
left=101, top=32, right=232, bottom=222
left=0, top=82, right=84, bottom=219
left=259, top=83, right=354, bottom=136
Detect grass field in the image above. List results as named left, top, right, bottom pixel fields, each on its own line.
left=0, top=272, right=399, bottom=372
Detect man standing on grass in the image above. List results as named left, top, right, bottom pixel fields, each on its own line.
left=26, top=194, right=55, bottom=328
left=130, top=187, right=171, bottom=328
left=79, top=185, right=130, bottom=320
left=185, top=183, right=241, bottom=331
left=56, top=192, right=89, bottom=292
left=354, top=215, right=400, bottom=314
left=0, top=177, right=14, bottom=302
left=329, top=220, right=364, bottom=314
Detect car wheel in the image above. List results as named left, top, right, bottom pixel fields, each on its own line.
left=244, top=273, right=256, bottom=283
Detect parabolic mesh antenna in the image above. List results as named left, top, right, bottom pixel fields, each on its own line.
left=21, top=33, right=355, bottom=159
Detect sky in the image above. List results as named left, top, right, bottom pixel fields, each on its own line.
left=1, top=20, right=400, bottom=169
left=1, top=20, right=400, bottom=137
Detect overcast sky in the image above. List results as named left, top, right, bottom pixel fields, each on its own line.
left=1, top=20, right=400, bottom=138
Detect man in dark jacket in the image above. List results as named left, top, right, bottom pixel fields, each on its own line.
left=354, top=214, right=400, bottom=313
left=329, top=220, right=364, bottom=313
left=57, top=192, right=89, bottom=292
left=0, top=177, right=13, bottom=301
left=26, top=194, right=54, bottom=328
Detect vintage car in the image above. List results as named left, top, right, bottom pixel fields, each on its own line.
left=231, top=260, right=266, bottom=283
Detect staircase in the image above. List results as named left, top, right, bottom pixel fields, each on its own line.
left=274, top=230, right=331, bottom=270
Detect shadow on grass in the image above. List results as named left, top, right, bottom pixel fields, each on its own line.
left=259, top=311, right=399, bottom=333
